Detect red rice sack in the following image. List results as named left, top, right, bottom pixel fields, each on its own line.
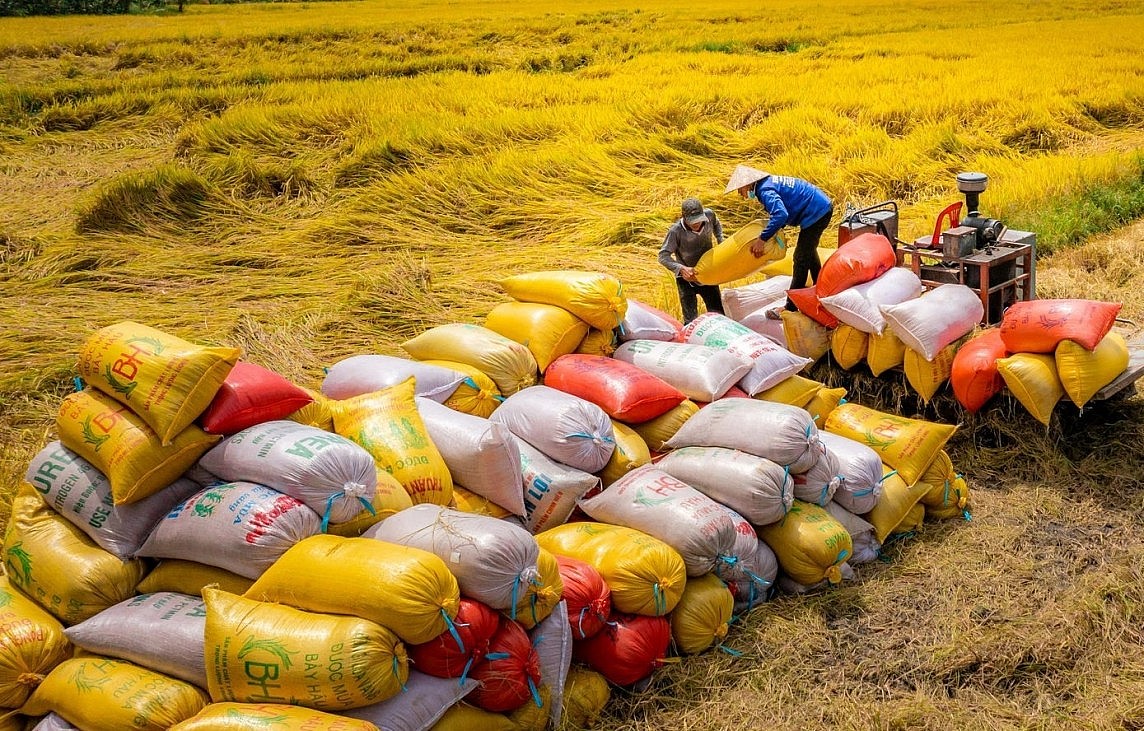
left=818, top=266, right=923, bottom=335
left=814, top=233, right=896, bottom=297
left=467, top=617, right=542, bottom=713
left=880, top=284, right=983, bottom=361
left=951, top=328, right=1008, bottom=412
left=321, top=353, right=465, bottom=402
left=655, top=446, right=793, bottom=526
left=490, top=385, right=615, bottom=473
left=136, top=481, right=322, bottom=579
left=721, top=275, right=792, bottom=322
left=407, top=598, right=500, bottom=679
left=543, top=354, right=686, bottom=424
left=198, top=361, right=313, bottom=435
left=619, top=299, right=684, bottom=342
left=612, top=340, right=754, bottom=403
left=786, top=287, right=840, bottom=328
left=572, top=613, right=671, bottom=687
left=516, top=437, right=600, bottom=534
left=24, top=441, right=200, bottom=560
left=818, top=431, right=883, bottom=515
left=1000, top=299, right=1122, bottom=353
left=556, top=555, right=611, bottom=641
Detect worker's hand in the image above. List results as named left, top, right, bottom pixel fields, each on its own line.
left=749, top=238, right=769, bottom=258
left=679, top=267, right=698, bottom=282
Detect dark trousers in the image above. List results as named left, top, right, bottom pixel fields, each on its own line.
left=676, top=278, right=723, bottom=324
left=786, top=204, right=834, bottom=310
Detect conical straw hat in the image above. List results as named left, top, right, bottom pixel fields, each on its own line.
left=724, top=165, right=769, bottom=194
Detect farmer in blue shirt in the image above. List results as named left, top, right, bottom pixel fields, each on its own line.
left=724, top=165, right=834, bottom=318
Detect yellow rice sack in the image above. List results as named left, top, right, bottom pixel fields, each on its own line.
left=996, top=353, right=1064, bottom=426
left=508, top=683, right=552, bottom=731
left=669, top=573, right=734, bottom=655
left=693, top=221, right=785, bottom=285
left=758, top=246, right=835, bottom=278
left=420, top=359, right=502, bottom=418
left=598, top=420, right=651, bottom=487
left=432, top=703, right=517, bottom=731
left=755, top=374, right=822, bottom=408
left=629, top=399, right=698, bottom=452
left=536, top=522, right=686, bottom=616
left=171, top=702, right=381, bottom=730
left=831, top=324, right=869, bottom=370
left=756, top=500, right=852, bottom=586
left=864, top=465, right=932, bottom=543
left=136, top=559, right=254, bottom=598
left=918, top=450, right=970, bottom=514
left=781, top=310, right=831, bottom=362
left=20, top=656, right=209, bottom=730
left=866, top=328, right=907, bottom=376
left=327, top=467, right=413, bottom=537
left=57, top=389, right=219, bottom=505
left=1055, top=332, right=1129, bottom=408
left=561, top=667, right=610, bottom=729
left=77, top=321, right=240, bottom=446
left=499, top=270, right=627, bottom=332
left=402, top=324, right=537, bottom=397
left=203, top=588, right=407, bottom=711
left=331, top=377, right=453, bottom=506
left=803, top=385, right=846, bottom=428
left=485, top=302, right=589, bottom=373
left=244, top=534, right=460, bottom=646
left=890, top=502, right=925, bottom=536
left=824, top=402, right=955, bottom=486
left=0, top=575, right=71, bottom=708
left=509, top=548, right=564, bottom=630
left=450, top=484, right=514, bottom=518
left=575, top=328, right=618, bottom=357
left=904, top=339, right=959, bottom=404
left=288, top=387, right=335, bottom=431
left=3, top=484, right=145, bottom=625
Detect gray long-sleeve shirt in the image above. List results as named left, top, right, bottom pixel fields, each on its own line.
left=657, top=209, right=725, bottom=276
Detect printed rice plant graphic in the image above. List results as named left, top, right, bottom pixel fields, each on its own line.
left=238, top=636, right=298, bottom=670
left=4, top=543, right=33, bottom=586
left=81, top=415, right=110, bottom=452
left=225, top=708, right=290, bottom=725
left=103, top=365, right=137, bottom=398
left=70, top=664, right=111, bottom=693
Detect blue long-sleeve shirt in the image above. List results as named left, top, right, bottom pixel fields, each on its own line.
left=753, top=176, right=832, bottom=242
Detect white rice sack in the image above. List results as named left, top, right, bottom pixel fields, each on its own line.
left=577, top=465, right=739, bottom=577
left=63, top=591, right=207, bottom=687
left=792, top=446, right=842, bottom=506
left=819, top=431, right=883, bottom=515
left=489, top=385, right=615, bottom=473
left=730, top=538, right=779, bottom=613
left=721, top=275, right=793, bottom=321
left=682, top=313, right=812, bottom=395
left=415, top=397, right=525, bottom=516
left=664, top=398, right=822, bottom=473
left=778, top=562, right=856, bottom=594
left=341, top=671, right=477, bottom=730
left=30, top=714, right=77, bottom=731
left=739, top=295, right=789, bottom=346
left=137, top=481, right=322, bottom=579
left=717, top=509, right=772, bottom=602
left=880, top=283, right=984, bottom=361
left=517, top=437, right=601, bottom=534
left=655, top=446, right=792, bottom=526
left=530, top=600, right=573, bottom=729
left=619, top=299, right=682, bottom=342
left=321, top=353, right=464, bottom=402
left=819, top=267, right=923, bottom=334
left=825, top=502, right=881, bottom=564
left=612, top=340, right=754, bottom=402
left=365, top=504, right=539, bottom=613
left=197, top=421, right=376, bottom=526
left=24, top=441, right=201, bottom=560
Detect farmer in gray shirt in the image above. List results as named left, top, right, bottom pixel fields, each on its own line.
left=658, top=196, right=725, bottom=324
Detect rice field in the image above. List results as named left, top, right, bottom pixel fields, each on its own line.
left=2, top=0, right=1144, bottom=728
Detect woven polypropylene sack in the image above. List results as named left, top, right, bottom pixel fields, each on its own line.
left=803, top=385, right=846, bottom=428
left=721, top=275, right=793, bottom=322
left=831, top=324, right=869, bottom=371
left=824, top=402, right=956, bottom=486
left=1056, top=332, right=1129, bottom=407
left=818, top=431, right=883, bottom=515
left=77, top=321, right=240, bottom=446
left=727, top=538, right=779, bottom=613
left=619, top=299, right=683, bottom=342
left=629, top=399, right=698, bottom=452
left=420, top=359, right=502, bottom=419
left=490, top=385, right=615, bottom=473
left=321, top=353, right=465, bottom=403
left=575, top=328, right=618, bottom=357
left=779, top=310, right=831, bottom=362
left=670, top=574, right=734, bottom=655
left=416, top=397, right=524, bottom=516
left=544, top=354, right=687, bottom=424
left=327, top=467, right=413, bottom=537
left=760, top=246, right=835, bottom=279
left=536, top=522, right=685, bottom=616
left=24, top=441, right=200, bottom=560
left=57, top=389, right=219, bottom=506
left=3, top=485, right=145, bottom=625
left=814, top=233, right=896, bottom=297
left=402, top=324, right=538, bottom=397
left=64, top=592, right=206, bottom=687
left=904, top=338, right=960, bottom=403
left=818, top=266, right=922, bottom=334
left=665, top=398, right=822, bottom=473
left=137, top=481, right=321, bottom=580
left=918, top=450, right=970, bottom=516
left=693, top=220, right=784, bottom=285
left=450, top=484, right=516, bottom=519
left=340, top=671, right=477, bottom=730
left=198, top=420, right=377, bottom=525
left=20, top=656, right=208, bottom=730
left=682, top=313, right=812, bottom=395
left=331, top=378, right=453, bottom=506
left=287, top=387, right=334, bottom=431
left=499, top=270, right=628, bottom=332
left=865, top=466, right=932, bottom=544
left=572, top=613, right=671, bottom=687
left=739, top=297, right=789, bottom=346
left=951, top=328, right=1008, bottom=412
left=561, top=668, right=610, bottom=729
left=1000, top=299, right=1121, bottom=353
left=755, top=374, right=822, bottom=408
left=433, top=704, right=517, bottom=730
left=866, top=328, right=907, bottom=376
left=530, top=600, right=573, bottom=728
left=786, top=286, right=839, bottom=328
left=136, top=559, right=254, bottom=598
left=204, top=587, right=407, bottom=710
left=656, top=446, right=792, bottom=526
left=366, top=505, right=539, bottom=613
left=244, top=534, right=459, bottom=645
left=756, top=500, right=852, bottom=586
left=507, top=547, right=564, bottom=631
left=824, top=502, right=880, bottom=564
left=612, top=340, right=754, bottom=403
left=198, top=361, right=313, bottom=435
left=555, top=555, right=611, bottom=641
left=996, top=353, right=1063, bottom=426
left=466, top=616, right=542, bottom=713
left=171, top=703, right=380, bottom=731
left=407, top=598, right=500, bottom=679
left=792, top=447, right=842, bottom=506
left=598, top=420, right=652, bottom=487
left=516, top=437, right=600, bottom=534
left=485, top=301, right=589, bottom=372
left=719, top=510, right=773, bottom=605
left=880, top=284, right=983, bottom=361
left=0, top=575, right=70, bottom=708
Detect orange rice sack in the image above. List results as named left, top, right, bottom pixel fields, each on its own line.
left=814, top=233, right=896, bottom=297
left=999, top=299, right=1121, bottom=353
left=543, top=354, right=686, bottom=424
left=951, top=329, right=1008, bottom=413
left=787, top=287, right=839, bottom=328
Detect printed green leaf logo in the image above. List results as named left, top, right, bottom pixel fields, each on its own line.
left=81, top=416, right=110, bottom=452
left=126, top=335, right=165, bottom=355
left=5, top=543, right=33, bottom=585
left=390, top=417, right=427, bottom=450
left=0, top=590, right=11, bottom=609
left=239, top=636, right=297, bottom=670
left=860, top=429, right=894, bottom=451
left=103, top=365, right=137, bottom=399
left=224, top=709, right=289, bottom=726
left=192, top=488, right=226, bottom=518
left=71, top=665, right=111, bottom=693
left=634, top=487, right=674, bottom=507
